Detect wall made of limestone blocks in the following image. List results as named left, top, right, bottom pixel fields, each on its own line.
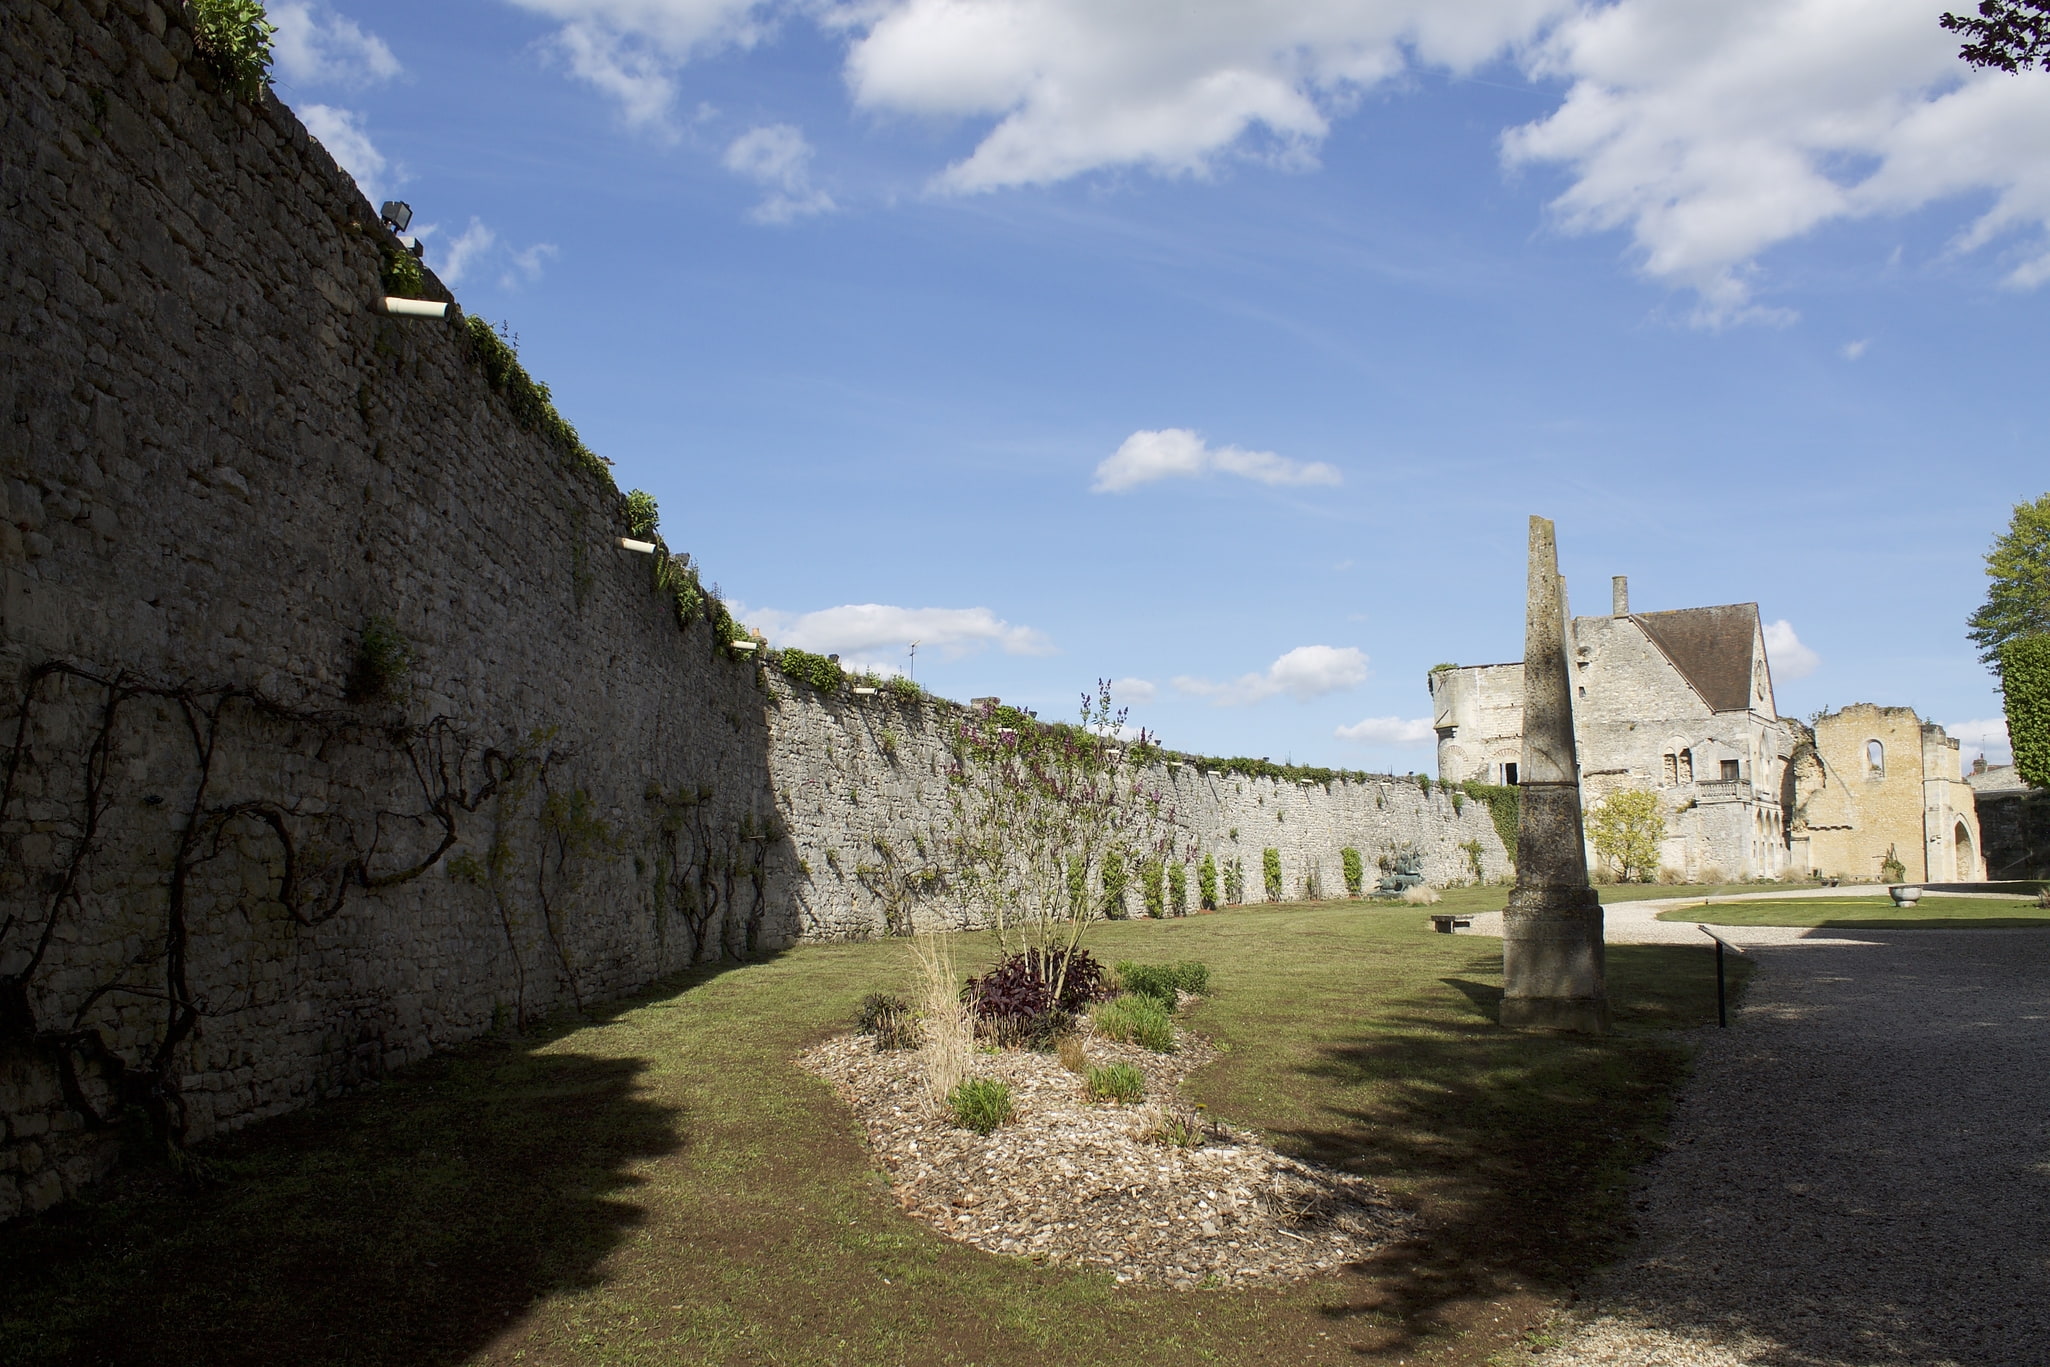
left=0, top=0, right=798, bottom=1222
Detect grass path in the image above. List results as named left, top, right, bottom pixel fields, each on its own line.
left=0, top=903, right=1742, bottom=1367
left=1653, top=894, right=2050, bottom=929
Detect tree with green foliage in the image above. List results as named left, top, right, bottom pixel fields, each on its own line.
left=1340, top=847, right=1364, bottom=898
left=1942, top=0, right=2050, bottom=72
left=1587, top=789, right=1666, bottom=883
left=1967, top=493, right=2050, bottom=664
left=1261, top=848, right=1283, bottom=901
left=2001, top=634, right=2050, bottom=788
left=1197, top=853, right=1218, bottom=910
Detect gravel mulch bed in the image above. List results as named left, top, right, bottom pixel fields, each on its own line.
left=800, top=1025, right=1410, bottom=1289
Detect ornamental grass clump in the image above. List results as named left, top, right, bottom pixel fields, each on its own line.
left=1084, top=1062, right=1145, bottom=1104
left=1092, top=994, right=1175, bottom=1053
left=911, top=932, right=972, bottom=1107
left=948, top=1077, right=1014, bottom=1134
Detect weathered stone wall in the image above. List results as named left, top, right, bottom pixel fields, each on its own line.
left=0, top=0, right=1505, bottom=1221
left=0, top=0, right=800, bottom=1221
left=1791, top=705, right=1983, bottom=883
left=1969, top=766, right=2050, bottom=879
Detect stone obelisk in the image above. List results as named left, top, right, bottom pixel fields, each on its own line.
left=1500, top=516, right=1609, bottom=1034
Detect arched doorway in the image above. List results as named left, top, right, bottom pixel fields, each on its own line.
left=1954, top=820, right=1976, bottom=881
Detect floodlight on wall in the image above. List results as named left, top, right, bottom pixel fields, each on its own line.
left=617, top=537, right=656, bottom=553
left=381, top=297, right=448, bottom=319
left=380, top=201, right=414, bottom=232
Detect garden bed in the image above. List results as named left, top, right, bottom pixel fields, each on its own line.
left=800, top=1023, right=1411, bottom=1289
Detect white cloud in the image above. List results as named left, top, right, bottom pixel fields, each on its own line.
left=1175, top=645, right=1369, bottom=706
left=300, top=104, right=389, bottom=204
left=505, top=0, right=772, bottom=129
left=1841, top=338, right=1870, bottom=360
left=723, top=124, right=837, bottom=223
left=1093, top=428, right=1340, bottom=493
left=1762, top=618, right=1820, bottom=681
left=1335, top=715, right=1436, bottom=745
left=743, top=603, right=1057, bottom=658
left=416, top=218, right=559, bottom=290
left=1109, top=677, right=1158, bottom=704
left=271, top=1, right=402, bottom=89
left=1946, top=717, right=2012, bottom=766
left=842, top=0, right=1567, bottom=192
left=1503, top=0, right=2050, bottom=324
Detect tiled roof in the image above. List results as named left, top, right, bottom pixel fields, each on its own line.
left=1632, top=604, right=1761, bottom=713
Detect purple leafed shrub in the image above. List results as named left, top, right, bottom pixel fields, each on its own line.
left=966, top=948, right=1113, bottom=1036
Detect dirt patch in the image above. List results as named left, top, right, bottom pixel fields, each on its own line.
left=800, top=1024, right=1411, bottom=1290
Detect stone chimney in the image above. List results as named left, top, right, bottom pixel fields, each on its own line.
left=1612, top=576, right=1629, bottom=617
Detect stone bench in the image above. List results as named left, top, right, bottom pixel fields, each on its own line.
left=1430, top=914, right=1474, bottom=933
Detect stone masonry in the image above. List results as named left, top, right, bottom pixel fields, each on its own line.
left=0, top=0, right=1505, bottom=1219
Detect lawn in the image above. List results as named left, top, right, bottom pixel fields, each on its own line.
left=1656, top=895, right=2050, bottom=930
left=0, top=901, right=1743, bottom=1367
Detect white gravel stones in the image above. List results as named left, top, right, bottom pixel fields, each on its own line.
left=1531, top=927, right=2050, bottom=1366
left=801, top=1027, right=1410, bottom=1288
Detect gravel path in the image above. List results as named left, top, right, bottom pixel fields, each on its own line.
left=1517, top=921, right=2050, bottom=1366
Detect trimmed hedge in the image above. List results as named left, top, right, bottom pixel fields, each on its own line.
left=2003, top=633, right=2050, bottom=788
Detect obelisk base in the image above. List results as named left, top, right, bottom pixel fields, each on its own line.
left=1500, top=884, right=1609, bottom=1035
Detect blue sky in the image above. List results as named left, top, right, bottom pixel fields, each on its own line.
left=272, top=0, right=2050, bottom=772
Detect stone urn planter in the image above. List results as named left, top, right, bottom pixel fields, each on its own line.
left=1889, top=885, right=1923, bottom=907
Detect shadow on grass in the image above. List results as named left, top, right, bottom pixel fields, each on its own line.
left=0, top=962, right=756, bottom=1367
left=1266, top=945, right=1743, bottom=1352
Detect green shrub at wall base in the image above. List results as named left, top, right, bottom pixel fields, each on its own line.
left=1341, top=847, right=1364, bottom=898
left=1167, top=861, right=1188, bottom=916
left=1140, top=859, right=1165, bottom=918
left=1197, top=854, right=1218, bottom=910
left=2002, top=634, right=2050, bottom=788
left=1100, top=848, right=1128, bottom=919
left=1261, top=848, right=1282, bottom=901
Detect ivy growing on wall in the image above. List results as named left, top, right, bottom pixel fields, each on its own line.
left=1261, top=848, right=1283, bottom=901
left=777, top=648, right=846, bottom=694
left=1461, top=780, right=1520, bottom=862
left=2002, top=634, right=2050, bottom=788
left=464, top=317, right=611, bottom=484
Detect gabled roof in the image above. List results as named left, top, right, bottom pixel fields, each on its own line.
left=1631, top=604, right=1763, bottom=714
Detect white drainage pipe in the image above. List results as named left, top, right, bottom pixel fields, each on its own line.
left=381, top=297, right=449, bottom=319
left=617, top=538, right=656, bottom=553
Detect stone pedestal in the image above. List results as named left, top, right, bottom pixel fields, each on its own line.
left=1501, top=516, right=1609, bottom=1034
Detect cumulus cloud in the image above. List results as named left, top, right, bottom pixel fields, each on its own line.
left=504, top=0, right=772, bottom=129
left=724, top=124, right=837, bottom=223
left=300, top=104, right=389, bottom=203
left=271, top=1, right=402, bottom=89
left=1335, top=715, right=1436, bottom=745
left=743, top=603, right=1057, bottom=658
left=1946, top=717, right=2012, bottom=766
left=1762, top=619, right=1820, bottom=681
left=1175, top=645, right=1369, bottom=706
left=1109, top=677, right=1158, bottom=704
left=1093, top=429, right=1341, bottom=494
left=1503, top=0, right=2050, bottom=324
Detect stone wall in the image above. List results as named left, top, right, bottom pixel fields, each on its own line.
left=1791, top=705, right=1983, bottom=883
left=0, top=0, right=1503, bottom=1221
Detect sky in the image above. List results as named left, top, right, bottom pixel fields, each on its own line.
left=270, top=0, right=2050, bottom=773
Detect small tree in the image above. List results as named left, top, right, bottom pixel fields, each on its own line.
left=1968, top=493, right=2050, bottom=663
left=1197, top=853, right=1218, bottom=910
left=1167, top=861, right=1188, bottom=916
left=1261, top=848, right=1283, bottom=901
left=1341, top=847, right=1364, bottom=898
left=943, top=682, right=1177, bottom=1002
left=2002, top=634, right=2050, bottom=788
left=1587, top=789, right=1666, bottom=883
left=1139, top=858, right=1165, bottom=918
left=1100, top=847, right=1129, bottom=919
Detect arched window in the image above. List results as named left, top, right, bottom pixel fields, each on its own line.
left=1677, top=749, right=1694, bottom=783
left=1662, top=753, right=1677, bottom=785
left=1866, top=740, right=1884, bottom=777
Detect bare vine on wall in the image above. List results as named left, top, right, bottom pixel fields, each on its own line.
left=645, top=783, right=778, bottom=962
left=0, top=660, right=503, bottom=1162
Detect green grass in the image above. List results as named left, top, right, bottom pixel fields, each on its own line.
left=1091, top=994, right=1178, bottom=1052
left=0, top=901, right=1744, bottom=1367
left=948, top=1078, right=1016, bottom=1134
left=1084, top=1062, right=1147, bottom=1104
left=1657, top=894, right=2050, bottom=929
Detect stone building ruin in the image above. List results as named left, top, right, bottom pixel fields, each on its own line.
left=1788, top=704, right=1985, bottom=883
left=1431, top=577, right=1799, bottom=881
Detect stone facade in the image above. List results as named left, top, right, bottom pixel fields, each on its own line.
left=1788, top=705, right=1984, bottom=883
left=1431, top=579, right=1798, bottom=881
left=0, top=0, right=1506, bottom=1220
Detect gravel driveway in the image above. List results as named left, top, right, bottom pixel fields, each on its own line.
left=1514, top=916, right=2050, bottom=1366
